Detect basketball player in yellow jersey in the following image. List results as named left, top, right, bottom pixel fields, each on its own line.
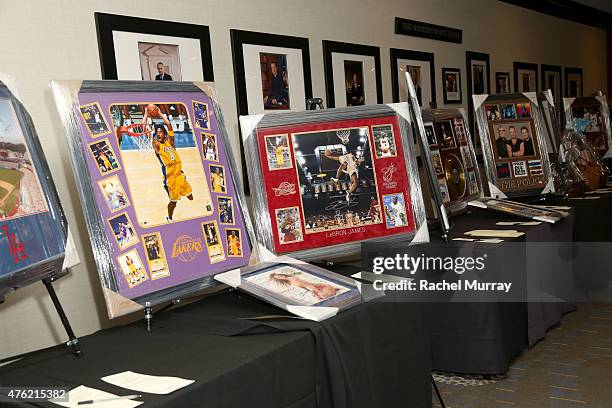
left=228, top=232, right=240, bottom=255
left=211, top=167, right=224, bottom=193
left=150, top=119, right=194, bottom=222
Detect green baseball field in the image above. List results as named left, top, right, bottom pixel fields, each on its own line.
left=0, top=167, right=22, bottom=217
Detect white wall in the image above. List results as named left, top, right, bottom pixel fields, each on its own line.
left=0, top=0, right=606, bottom=359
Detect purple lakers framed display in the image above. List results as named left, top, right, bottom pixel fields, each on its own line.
left=563, top=95, right=612, bottom=159
left=52, top=80, right=256, bottom=318
left=0, top=81, right=67, bottom=300
left=474, top=92, right=555, bottom=198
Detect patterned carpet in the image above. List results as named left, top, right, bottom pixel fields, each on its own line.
left=432, top=303, right=612, bottom=407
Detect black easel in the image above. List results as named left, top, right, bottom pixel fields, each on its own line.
left=431, top=375, right=446, bottom=407
left=144, top=299, right=181, bottom=331
left=42, top=275, right=81, bottom=357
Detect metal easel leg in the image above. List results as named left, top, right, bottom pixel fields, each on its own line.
left=431, top=374, right=446, bottom=408
left=42, top=277, right=82, bottom=357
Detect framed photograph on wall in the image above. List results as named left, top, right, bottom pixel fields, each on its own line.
left=495, top=72, right=511, bottom=94
left=442, top=68, right=462, bottom=104
left=390, top=49, right=436, bottom=108
left=466, top=51, right=490, bottom=139
left=322, top=40, right=382, bottom=108
left=513, top=62, right=538, bottom=93
left=231, top=30, right=313, bottom=193
left=565, top=67, right=583, bottom=97
left=541, top=65, right=562, bottom=109
left=95, top=12, right=214, bottom=81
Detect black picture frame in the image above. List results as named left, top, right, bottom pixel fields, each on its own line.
left=441, top=67, right=462, bottom=104
left=323, top=40, right=383, bottom=108
left=390, top=48, right=436, bottom=105
left=95, top=12, right=214, bottom=81
left=513, top=62, right=539, bottom=93
left=495, top=72, right=511, bottom=94
left=564, top=67, right=584, bottom=97
left=230, top=29, right=313, bottom=194
left=465, top=51, right=490, bottom=138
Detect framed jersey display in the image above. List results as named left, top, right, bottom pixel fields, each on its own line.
left=420, top=108, right=483, bottom=215
left=474, top=92, right=555, bottom=198
left=563, top=95, right=612, bottom=159
left=0, top=81, right=67, bottom=300
left=241, top=104, right=428, bottom=260
left=52, top=80, right=256, bottom=318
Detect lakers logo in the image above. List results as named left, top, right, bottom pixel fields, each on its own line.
left=171, top=234, right=203, bottom=262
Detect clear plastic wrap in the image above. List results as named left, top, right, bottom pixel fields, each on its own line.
left=416, top=107, right=484, bottom=216
left=559, top=127, right=608, bottom=191
left=0, top=80, right=67, bottom=300
left=241, top=103, right=429, bottom=261
left=473, top=92, right=555, bottom=198
left=563, top=94, right=612, bottom=159
left=51, top=80, right=258, bottom=318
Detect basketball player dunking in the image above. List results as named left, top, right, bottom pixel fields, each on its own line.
left=325, top=150, right=364, bottom=202
left=142, top=104, right=194, bottom=222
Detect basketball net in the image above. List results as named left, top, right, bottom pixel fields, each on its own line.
left=336, top=129, right=350, bottom=145
left=126, top=124, right=153, bottom=150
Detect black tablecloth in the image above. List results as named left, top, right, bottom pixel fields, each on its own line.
left=0, top=292, right=431, bottom=408
left=428, top=206, right=575, bottom=374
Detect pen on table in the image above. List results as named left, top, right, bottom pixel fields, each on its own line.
left=76, top=394, right=142, bottom=405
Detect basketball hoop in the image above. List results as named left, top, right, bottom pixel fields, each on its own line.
left=125, top=124, right=153, bottom=150
left=336, top=129, right=351, bottom=145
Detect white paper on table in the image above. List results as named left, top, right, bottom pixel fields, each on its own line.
left=477, top=238, right=504, bottom=244
left=49, top=385, right=142, bottom=408
left=452, top=237, right=476, bottom=242
left=102, top=371, right=194, bottom=395
left=464, top=229, right=524, bottom=238
left=496, top=221, right=541, bottom=226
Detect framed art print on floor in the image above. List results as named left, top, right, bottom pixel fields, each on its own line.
left=322, top=40, right=383, bottom=108
left=390, top=48, right=436, bottom=108
left=513, top=62, right=538, bottom=93
left=95, top=12, right=214, bottom=81
left=52, top=80, right=256, bottom=318
left=240, top=104, right=428, bottom=260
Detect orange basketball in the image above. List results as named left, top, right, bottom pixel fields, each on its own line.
left=146, top=104, right=160, bottom=118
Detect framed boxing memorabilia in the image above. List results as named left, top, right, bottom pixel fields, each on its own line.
left=419, top=108, right=483, bottom=215
left=563, top=95, right=612, bottom=159
left=52, top=80, right=257, bottom=318
left=474, top=92, right=555, bottom=198
left=240, top=104, right=428, bottom=260
left=0, top=81, right=67, bottom=300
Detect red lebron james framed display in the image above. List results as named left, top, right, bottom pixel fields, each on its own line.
left=241, top=104, right=428, bottom=260
left=52, top=80, right=257, bottom=318
left=474, top=92, right=555, bottom=198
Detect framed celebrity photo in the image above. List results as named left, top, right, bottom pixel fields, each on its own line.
left=52, top=80, right=257, bottom=318
left=474, top=92, right=555, bottom=198
left=466, top=51, right=490, bottom=139
left=240, top=104, right=428, bottom=260
left=565, top=67, right=583, bottom=97
left=390, top=48, right=436, bottom=108
left=564, top=95, right=612, bottom=159
left=442, top=68, right=462, bottom=104
left=513, top=62, right=538, bottom=93
left=322, top=40, right=383, bottom=108
left=419, top=109, right=483, bottom=215
left=0, top=82, right=67, bottom=299
left=95, top=13, right=214, bottom=81
left=495, top=72, right=510, bottom=94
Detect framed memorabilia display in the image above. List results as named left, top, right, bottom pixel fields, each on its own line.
left=513, top=62, right=538, bottom=93
left=95, top=13, right=214, bottom=81
left=231, top=29, right=313, bottom=193
left=538, top=90, right=562, bottom=155
left=419, top=108, right=483, bottom=215
left=540, top=64, right=562, bottom=111
left=563, top=95, right=612, bottom=158
left=468, top=198, right=568, bottom=224
left=240, top=104, right=428, bottom=260
left=442, top=68, right=462, bottom=104
left=390, top=48, right=436, bottom=108
left=216, top=259, right=363, bottom=321
left=564, top=67, right=583, bottom=97
left=0, top=81, right=67, bottom=300
left=466, top=51, right=490, bottom=139
left=495, top=72, right=511, bottom=94
left=322, top=40, right=383, bottom=108
left=52, top=80, right=256, bottom=318
left=474, top=92, right=555, bottom=198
